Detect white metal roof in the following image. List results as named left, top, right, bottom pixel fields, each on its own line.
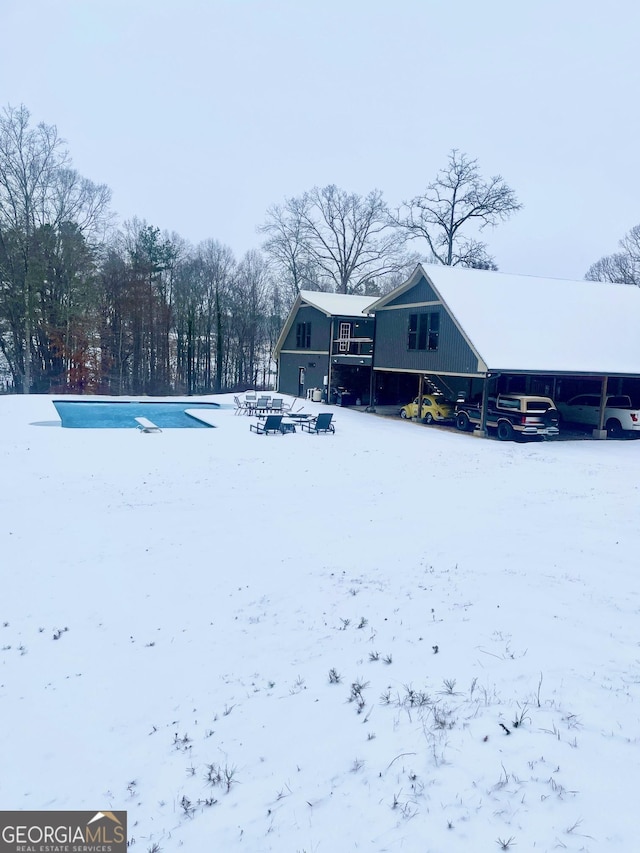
left=406, top=264, right=640, bottom=375
left=299, top=290, right=375, bottom=318
left=274, top=290, right=376, bottom=355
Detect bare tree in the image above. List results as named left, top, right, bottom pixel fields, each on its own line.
left=0, top=105, right=67, bottom=391
left=259, top=202, right=322, bottom=300
left=261, top=185, right=411, bottom=295
left=198, top=239, right=235, bottom=392
left=0, top=104, right=112, bottom=391
left=230, top=250, right=271, bottom=386
left=586, top=224, right=640, bottom=285
left=51, top=167, right=113, bottom=244
left=392, top=149, right=522, bottom=269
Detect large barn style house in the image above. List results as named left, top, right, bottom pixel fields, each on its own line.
left=274, top=264, right=640, bottom=434
left=367, top=264, right=640, bottom=413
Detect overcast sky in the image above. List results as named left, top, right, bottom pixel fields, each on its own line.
left=2, top=0, right=638, bottom=281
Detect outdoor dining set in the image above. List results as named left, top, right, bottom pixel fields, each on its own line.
left=234, top=393, right=335, bottom=435
left=233, top=393, right=290, bottom=415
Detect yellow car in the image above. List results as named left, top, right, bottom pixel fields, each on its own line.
left=399, top=394, right=455, bottom=424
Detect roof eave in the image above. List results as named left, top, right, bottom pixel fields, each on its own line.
left=274, top=293, right=303, bottom=356
left=366, top=264, right=424, bottom=311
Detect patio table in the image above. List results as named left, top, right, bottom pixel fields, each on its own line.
left=284, top=412, right=313, bottom=422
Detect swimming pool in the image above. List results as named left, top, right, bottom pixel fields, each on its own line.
left=53, top=400, right=225, bottom=429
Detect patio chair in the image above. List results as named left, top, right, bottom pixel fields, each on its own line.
left=275, top=397, right=300, bottom=413
left=255, top=396, right=271, bottom=413
left=250, top=414, right=284, bottom=435
left=233, top=395, right=250, bottom=415
left=270, top=398, right=284, bottom=412
left=301, top=412, right=335, bottom=434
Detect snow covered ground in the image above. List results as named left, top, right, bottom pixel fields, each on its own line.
left=1, top=393, right=639, bottom=852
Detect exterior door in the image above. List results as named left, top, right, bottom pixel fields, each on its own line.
left=338, top=322, right=351, bottom=352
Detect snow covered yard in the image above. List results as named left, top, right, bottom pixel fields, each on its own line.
left=1, top=394, right=639, bottom=852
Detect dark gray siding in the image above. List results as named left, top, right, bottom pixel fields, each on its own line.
left=281, top=305, right=332, bottom=350
left=278, top=353, right=327, bottom=396
left=384, top=275, right=440, bottom=307
left=374, top=304, right=479, bottom=374
left=278, top=305, right=332, bottom=396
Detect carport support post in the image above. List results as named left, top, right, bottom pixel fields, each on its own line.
left=327, top=318, right=335, bottom=404
left=478, top=375, right=489, bottom=436
left=593, top=376, right=609, bottom=439
left=367, top=367, right=375, bottom=411
left=416, top=375, right=424, bottom=420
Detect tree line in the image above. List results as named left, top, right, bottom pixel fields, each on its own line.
left=0, top=105, right=287, bottom=395
left=18, top=102, right=640, bottom=396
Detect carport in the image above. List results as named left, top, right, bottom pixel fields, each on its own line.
left=367, top=264, right=640, bottom=439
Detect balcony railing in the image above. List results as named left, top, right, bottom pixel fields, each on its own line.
left=331, top=338, right=373, bottom=357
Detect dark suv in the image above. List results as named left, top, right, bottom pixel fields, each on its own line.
left=455, top=394, right=560, bottom=441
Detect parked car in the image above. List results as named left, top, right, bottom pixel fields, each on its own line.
left=455, top=394, right=560, bottom=441
left=399, top=394, right=455, bottom=423
left=556, top=394, right=640, bottom=437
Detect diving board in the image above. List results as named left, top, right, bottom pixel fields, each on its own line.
left=135, top=417, right=162, bottom=433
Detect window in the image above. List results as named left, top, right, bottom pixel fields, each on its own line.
left=338, top=322, right=351, bottom=352
left=427, top=312, right=439, bottom=350
left=408, top=312, right=439, bottom=351
left=607, top=396, right=632, bottom=408
left=498, top=397, right=521, bottom=410
left=296, top=322, right=311, bottom=348
left=571, top=396, right=599, bottom=407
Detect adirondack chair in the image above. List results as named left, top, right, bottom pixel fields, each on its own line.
left=250, top=414, right=283, bottom=435
left=301, top=412, right=335, bottom=434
